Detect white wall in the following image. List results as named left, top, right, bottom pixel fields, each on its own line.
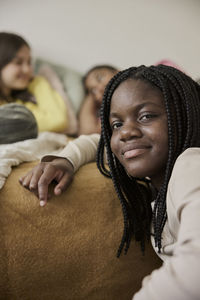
left=0, top=0, right=199, bottom=78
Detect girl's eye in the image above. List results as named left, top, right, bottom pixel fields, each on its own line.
left=139, top=113, right=157, bottom=122
left=12, top=58, right=32, bottom=66
left=111, top=121, right=122, bottom=130
left=14, top=59, right=23, bottom=66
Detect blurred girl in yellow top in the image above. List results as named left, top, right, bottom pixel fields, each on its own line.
left=0, top=32, right=77, bottom=134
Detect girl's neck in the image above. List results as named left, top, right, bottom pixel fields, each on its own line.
left=150, top=168, right=166, bottom=190
left=149, top=183, right=158, bottom=200
left=151, top=179, right=162, bottom=191
left=0, top=84, right=12, bottom=102
left=1, top=86, right=11, bottom=97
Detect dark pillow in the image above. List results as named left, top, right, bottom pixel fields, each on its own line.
left=0, top=103, right=38, bottom=144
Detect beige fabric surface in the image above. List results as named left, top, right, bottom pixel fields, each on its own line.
left=134, top=148, right=200, bottom=300
left=0, top=132, right=68, bottom=190
left=0, top=161, right=161, bottom=300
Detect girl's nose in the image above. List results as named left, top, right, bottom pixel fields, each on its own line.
left=22, top=63, right=32, bottom=74
left=120, top=121, right=142, bottom=141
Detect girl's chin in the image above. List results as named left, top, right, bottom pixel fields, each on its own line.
left=123, top=164, right=148, bottom=179
left=13, top=83, right=29, bottom=90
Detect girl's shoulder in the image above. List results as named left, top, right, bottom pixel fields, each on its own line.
left=166, top=147, right=200, bottom=228
left=169, top=148, right=200, bottom=194
left=175, top=147, right=200, bottom=166
left=28, top=76, right=53, bottom=96
left=28, top=76, right=48, bottom=88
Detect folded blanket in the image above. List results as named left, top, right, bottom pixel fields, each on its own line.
left=0, top=132, right=68, bottom=189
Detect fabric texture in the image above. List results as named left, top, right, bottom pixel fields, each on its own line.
left=0, top=160, right=161, bottom=299
left=0, top=103, right=38, bottom=144
left=34, top=58, right=85, bottom=114
left=134, top=148, right=200, bottom=300
left=46, top=135, right=200, bottom=299
left=0, top=131, right=68, bottom=189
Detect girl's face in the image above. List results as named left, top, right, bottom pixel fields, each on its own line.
left=1, top=45, right=33, bottom=95
left=85, top=68, right=117, bottom=105
left=109, top=79, right=168, bottom=189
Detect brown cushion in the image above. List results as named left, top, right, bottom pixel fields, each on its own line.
left=0, top=161, right=161, bottom=299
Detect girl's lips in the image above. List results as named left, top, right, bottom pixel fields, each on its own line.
left=18, top=76, right=30, bottom=81
left=17, top=74, right=31, bottom=80
left=123, top=148, right=148, bottom=159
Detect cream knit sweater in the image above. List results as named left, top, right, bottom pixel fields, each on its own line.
left=43, top=134, right=200, bottom=300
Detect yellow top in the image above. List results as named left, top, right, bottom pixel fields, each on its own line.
left=1, top=76, right=68, bottom=132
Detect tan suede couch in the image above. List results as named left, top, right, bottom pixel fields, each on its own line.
left=0, top=161, right=161, bottom=300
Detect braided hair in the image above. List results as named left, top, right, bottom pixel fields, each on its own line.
left=97, top=65, right=200, bottom=256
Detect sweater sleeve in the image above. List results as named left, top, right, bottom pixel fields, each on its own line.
left=133, top=148, right=200, bottom=300
left=42, top=134, right=100, bottom=172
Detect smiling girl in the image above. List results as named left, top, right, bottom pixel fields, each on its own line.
left=20, top=65, right=200, bottom=299
left=79, top=65, right=118, bottom=134
left=0, top=32, right=74, bottom=134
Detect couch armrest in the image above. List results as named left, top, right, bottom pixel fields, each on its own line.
left=0, top=161, right=161, bottom=300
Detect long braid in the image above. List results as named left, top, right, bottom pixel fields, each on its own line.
left=96, top=135, right=110, bottom=178
left=97, top=67, right=152, bottom=256
left=147, top=69, right=176, bottom=249
left=100, top=74, right=132, bottom=255
left=96, top=65, right=200, bottom=255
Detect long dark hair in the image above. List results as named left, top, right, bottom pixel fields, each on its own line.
left=0, top=32, right=35, bottom=103
left=97, top=65, right=200, bottom=256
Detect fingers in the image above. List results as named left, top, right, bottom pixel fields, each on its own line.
left=19, top=170, right=33, bottom=188
left=29, top=167, right=44, bottom=191
left=37, top=165, right=62, bottom=205
left=19, top=159, right=74, bottom=207
left=19, top=163, right=54, bottom=205
left=19, top=165, right=44, bottom=198
left=19, top=165, right=43, bottom=190
left=54, top=171, right=74, bottom=195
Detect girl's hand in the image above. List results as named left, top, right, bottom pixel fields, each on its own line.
left=19, top=158, right=74, bottom=207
